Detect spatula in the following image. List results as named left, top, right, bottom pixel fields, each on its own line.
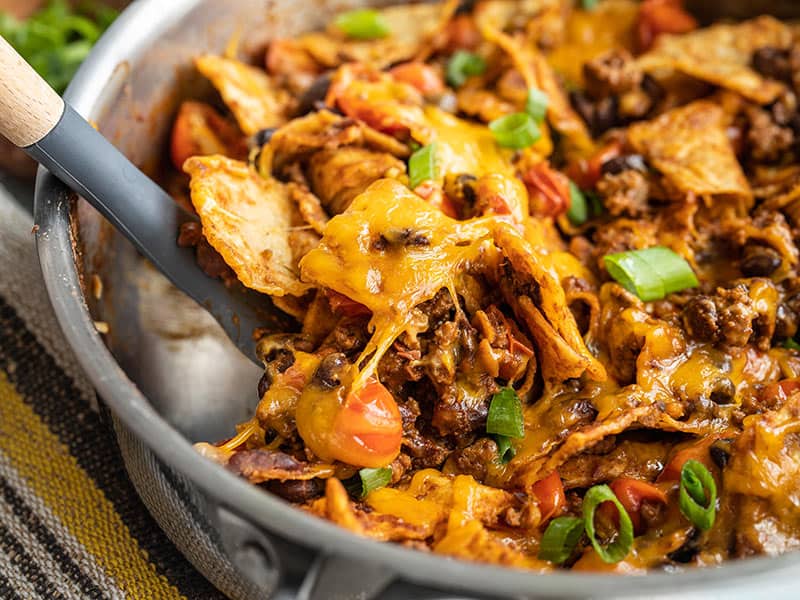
left=0, top=35, right=291, bottom=366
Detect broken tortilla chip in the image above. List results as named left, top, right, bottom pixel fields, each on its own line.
left=195, top=55, right=290, bottom=136
left=184, top=155, right=311, bottom=297
left=636, top=16, right=792, bottom=104
left=627, top=100, right=751, bottom=202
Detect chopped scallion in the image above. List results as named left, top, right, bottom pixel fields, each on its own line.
left=679, top=460, right=717, bottom=531
left=538, top=516, right=585, bottom=564
left=603, top=246, right=699, bottom=302
left=581, top=0, right=599, bottom=10
left=334, top=9, right=390, bottom=40
left=489, top=113, right=541, bottom=150
left=495, top=435, right=516, bottom=463
left=408, top=143, right=438, bottom=189
left=446, top=51, right=486, bottom=87
left=582, top=484, right=634, bottom=563
left=526, top=88, right=549, bottom=123
left=486, top=387, right=524, bottom=438
left=567, top=181, right=588, bottom=225
left=358, top=467, right=392, bottom=497
left=784, top=338, right=800, bottom=351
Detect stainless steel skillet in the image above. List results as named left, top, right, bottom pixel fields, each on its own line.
left=31, top=0, right=800, bottom=598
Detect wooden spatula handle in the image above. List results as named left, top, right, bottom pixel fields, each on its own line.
left=0, top=35, right=65, bottom=147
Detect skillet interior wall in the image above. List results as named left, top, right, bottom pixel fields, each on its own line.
left=76, top=0, right=396, bottom=442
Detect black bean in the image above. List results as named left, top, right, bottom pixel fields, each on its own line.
left=710, top=444, right=731, bottom=470
left=683, top=296, right=719, bottom=342
left=297, top=72, right=333, bottom=115
left=253, top=127, right=277, bottom=147
left=740, top=245, right=782, bottom=277
left=455, top=0, right=477, bottom=14
left=641, top=74, right=665, bottom=103
left=668, top=529, right=701, bottom=564
left=601, top=154, right=648, bottom=176
left=752, top=47, right=791, bottom=82
left=313, top=352, right=348, bottom=389
left=709, top=377, right=736, bottom=404
left=257, top=372, right=271, bottom=398
left=266, top=479, right=324, bottom=503
left=775, top=304, right=799, bottom=340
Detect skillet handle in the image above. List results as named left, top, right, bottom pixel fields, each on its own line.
left=0, top=35, right=65, bottom=147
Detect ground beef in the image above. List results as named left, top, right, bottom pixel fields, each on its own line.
left=596, top=170, right=651, bottom=217
left=583, top=49, right=642, bottom=99
left=446, top=437, right=498, bottom=482
left=746, top=105, right=794, bottom=162
left=682, top=285, right=757, bottom=348
left=266, top=479, right=324, bottom=503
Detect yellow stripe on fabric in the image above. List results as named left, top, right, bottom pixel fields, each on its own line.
left=0, top=372, right=185, bottom=600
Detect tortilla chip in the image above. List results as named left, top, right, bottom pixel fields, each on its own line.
left=637, top=16, right=792, bottom=104
left=195, top=55, right=290, bottom=136
left=627, top=100, right=751, bottom=201
left=184, top=155, right=311, bottom=297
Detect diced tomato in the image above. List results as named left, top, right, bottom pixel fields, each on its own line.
left=170, top=101, right=247, bottom=171
left=566, top=140, right=622, bottom=190
left=761, top=378, right=800, bottom=405
left=390, top=62, right=444, bottom=96
left=326, top=290, right=372, bottom=318
left=443, top=14, right=482, bottom=52
left=326, top=64, right=427, bottom=137
left=532, top=471, right=566, bottom=523
left=636, top=0, right=698, bottom=52
left=606, top=478, right=667, bottom=534
left=521, top=162, right=571, bottom=218
left=330, top=380, right=403, bottom=468
left=658, top=437, right=716, bottom=482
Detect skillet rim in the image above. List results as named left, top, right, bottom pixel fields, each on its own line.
left=32, top=0, right=800, bottom=596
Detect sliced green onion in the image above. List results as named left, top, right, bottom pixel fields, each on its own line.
left=679, top=460, right=717, bottom=531
left=446, top=50, right=487, bottom=87
left=334, top=9, right=390, bottom=40
left=538, top=516, right=585, bottom=564
left=526, top=88, right=549, bottom=123
left=581, top=0, right=599, bottom=10
left=408, top=143, right=438, bottom=189
left=495, top=435, right=516, bottom=463
left=489, top=113, right=541, bottom=150
left=784, top=338, right=800, bottom=351
left=567, top=181, right=588, bottom=225
left=582, top=484, right=634, bottom=564
left=603, top=246, right=699, bottom=302
left=358, top=467, right=393, bottom=497
left=486, top=387, right=524, bottom=438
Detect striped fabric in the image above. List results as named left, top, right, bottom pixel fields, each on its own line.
left=0, top=297, right=224, bottom=599
left=0, top=187, right=226, bottom=599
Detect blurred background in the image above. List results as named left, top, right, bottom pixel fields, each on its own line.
left=0, top=0, right=127, bottom=209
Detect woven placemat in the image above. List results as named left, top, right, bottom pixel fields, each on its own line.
left=0, top=186, right=226, bottom=599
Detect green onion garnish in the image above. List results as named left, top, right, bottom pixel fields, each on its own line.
left=334, top=9, right=390, bottom=40
left=603, top=246, right=699, bottom=302
left=526, top=88, right=549, bottom=123
left=489, top=113, right=541, bottom=150
left=581, top=0, right=599, bottom=10
left=495, top=435, right=516, bottom=463
left=567, top=181, right=588, bottom=225
left=408, top=143, right=438, bottom=189
left=582, top=484, right=634, bottom=564
left=679, top=460, right=717, bottom=531
left=538, top=516, right=585, bottom=564
left=446, top=50, right=487, bottom=87
left=486, top=387, right=524, bottom=438
left=358, top=467, right=392, bottom=497
left=784, top=338, right=800, bottom=350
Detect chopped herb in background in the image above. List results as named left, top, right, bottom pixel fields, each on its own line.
left=0, top=0, right=118, bottom=94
